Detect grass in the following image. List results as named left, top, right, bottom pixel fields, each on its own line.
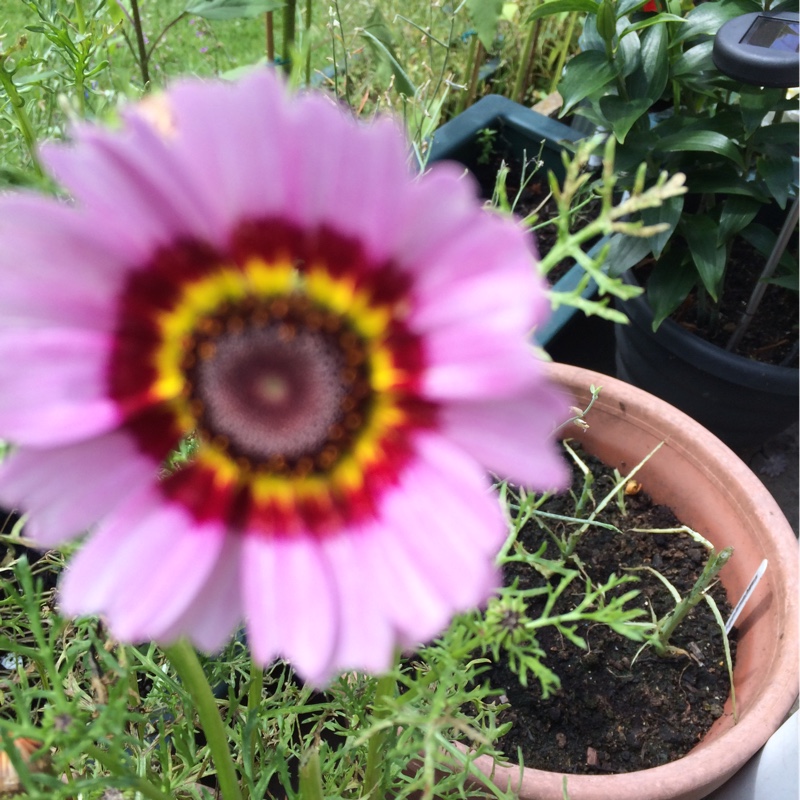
left=0, top=0, right=581, bottom=184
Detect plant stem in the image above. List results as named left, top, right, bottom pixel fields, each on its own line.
left=129, top=0, right=150, bottom=87
left=165, top=640, right=243, bottom=800
left=653, top=547, right=734, bottom=654
left=304, top=0, right=313, bottom=84
left=362, top=670, right=397, bottom=798
left=0, top=58, right=42, bottom=175
left=84, top=744, right=171, bottom=800
left=265, top=11, right=275, bottom=62
left=282, top=0, right=296, bottom=74
left=512, top=18, right=538, bottom=104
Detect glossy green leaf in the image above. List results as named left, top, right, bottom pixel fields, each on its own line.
left=466, top=0, right=504, bottom=49
left=184, top=0, right=284, bottom=20
left=646, top=248, right=698, bottom=330
left=559, top=51, right=617, bottom=115
left=599, top=96, right=651, bottom=142
left=627, top=23, right=668, bottom=103
left=672, top=0, right=756, bottom=44
left=642, top=195, right=683, bottom=258
left=654, top=131, right=745, bottom=170
left=717, top=196, right=761, bottom=245
left=738, top=87, right=786, bottom=135
left=618, top=12, right=684, bottom=38
left=527, top=0, right=600, bottom=23
left=682, top=215, right=726, bottom=300
left=757, top=151, right=795, bottom=209
left=670, top=41, right=713, bottom=77
left=751, top=122, right=800, bottom=148
left=604, top=232, right=654, bottom=277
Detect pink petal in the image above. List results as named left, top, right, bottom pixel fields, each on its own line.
left=317, top=531, right=396, bottom=675
left=163, top=70, right=294, bottom=239
left=242, top=534, right=337, bottom=684
left=0, top=329, right=121, bottom=445
left=42, top=114, right=220, bottom=258
left=157, top=535, right=243, bottom=653
left=287, top=96, right=411, bottom=263
left=441, top=384, right=571, bottom=489
left=0, top=195, right=129, bottom=330
left=59, top=487, right=228, bottom=642
left=0, top=431, right=158, bottom=546
left=422, top=328, right=547, bottom=400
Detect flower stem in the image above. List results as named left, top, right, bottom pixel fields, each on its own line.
left=0, top=58, right=43, bottom=176
left=165, top=640, right=243, bottom=800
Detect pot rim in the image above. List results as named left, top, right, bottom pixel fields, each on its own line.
left=471, top=363, right=799, bottom=800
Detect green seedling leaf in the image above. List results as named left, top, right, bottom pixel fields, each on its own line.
left=558, top=50, right=617, bottom=115
left=654, top=130, right=746, bottom=170
left=185, top=0, right=284, bottom=20
left=466, top=0, right=504, bottom=49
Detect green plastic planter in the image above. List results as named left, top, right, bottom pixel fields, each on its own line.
left=428, top=95, right=614, bottom=373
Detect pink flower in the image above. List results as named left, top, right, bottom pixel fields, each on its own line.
left=0, top=70, right=568, bottom=684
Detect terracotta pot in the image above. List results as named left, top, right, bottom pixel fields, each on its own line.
left=469, top=362, right=799, bottom=800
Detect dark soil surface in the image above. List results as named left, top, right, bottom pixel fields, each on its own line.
left=671, top=235, right=798, bottom=367
left=489, top=446, right=736, bottom=775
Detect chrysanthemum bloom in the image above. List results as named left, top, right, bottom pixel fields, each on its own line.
left=0, top=70, right=568, bottom=684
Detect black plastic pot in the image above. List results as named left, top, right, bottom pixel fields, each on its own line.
left=615, top=272, right=799, bottom=449
left=427, top=95, right=615, bottom=373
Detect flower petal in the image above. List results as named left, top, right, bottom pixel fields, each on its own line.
left=0, top=329, right=121, bottom=445
left=0, top=431, right=158, bottom=546
left=242, top=534, right=337, bottom=684
left=163, top=70, right=294, bottom=239
left=42, top=114, right=220, bottom=258
left=441, top=384, right=571, bottom=489
left=0, top=195, right=129, bottom=330
left=157, top=535, right=243, bottom=653
left=59, top=487, right=228, bottom=642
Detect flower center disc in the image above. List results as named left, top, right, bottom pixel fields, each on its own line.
left=186, top=298, right=372, bottom=476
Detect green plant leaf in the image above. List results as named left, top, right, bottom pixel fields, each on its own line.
left=757, top=151, right=796, bottom=209
left=604, top=232, right=654, bottom=277
left=558, top=51, right=617, bottom=115
left=672, top=0, right=756, bottom=44
left=681, top=215, right=726, bottom=300
left=646, top=248, right=697, bottom=329
left=359, top=28, right=416, bottom=96
left=627, top=22, right=668, bottom=103
left=654, top=131, right=745, bottom=170
left=184, top=0, right=284, bottom=20
left=751, top=121, right=800, bottom=148
left=599, top=95, right=651, bottom=142
left=717, top=195, right=761, bottom=245
left=642, top=194, right=683, bottom=258
left=466, top=0, right=504, bottom=49
left=527, top=0, right=600, bottom=23
left=670, top=41, right=713, bottom=77
left=617, top=12, right=684, bottom=38
left=738, top=87, right=786, bottom=135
